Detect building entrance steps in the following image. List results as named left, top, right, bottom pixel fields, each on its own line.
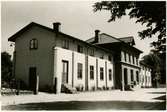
left=61, top=84, right=77, bottom=94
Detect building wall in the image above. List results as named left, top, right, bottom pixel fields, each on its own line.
left=73, top=51, right=86, bottom=90
left=53, top=47, right=73, bottom=93
left=139, top=65, right=152, bottom=87
left=53, top=46, right=114, bottom=93
left=14, top=26, right=56, bottom=90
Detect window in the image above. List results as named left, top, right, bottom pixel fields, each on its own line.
left=136, top=71, right=139, bottom=82
left=62, top=39, right=69, bottom=49
left=100, top=55, right=104, bottom=59
left=100, top=67, right=104, bottom=80
left=108, top=55, right=112, bottom=62
left=77, top=63, right=83, bottom=79
left=89, top=48, right=94, bottom=56
left=30, top=39, right=38, bottom=49
left=109, top=69, right=112, bottom=81
left=124, top=52, right=127, bottom=62
left=77, top=45, right=83, bottom=53
left=136, top=58, right=138, bottom=65
left=90, top=66, right=94, bottom=80
left=131, top=70, right=134, bottom=81
left=132, top=56, right=135, bottom=64
left=129, top=54, right=131, bottom=63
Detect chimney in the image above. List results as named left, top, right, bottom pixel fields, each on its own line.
left=53, top=22, right=61, bottom=33
left=95, top=30, right=100, bottom=43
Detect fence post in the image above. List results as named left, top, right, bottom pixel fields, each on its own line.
left=34, top=75, right=39, bottom=95
left=16, top=80, right=20, bottom=95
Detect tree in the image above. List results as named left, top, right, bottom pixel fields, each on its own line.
left=140, top=50, right=161, bottom=87
left=1, top=52, right=13, bottom=82
left=93, top=1, right=166, bottom=53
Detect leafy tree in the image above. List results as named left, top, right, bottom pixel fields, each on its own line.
left=140, top=50, right=161, bottom=87
left=1, top=52, right=13, bottom=82
left=93, top=1, right=166, bottom=53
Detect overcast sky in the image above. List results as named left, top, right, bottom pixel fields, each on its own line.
left=1, top=1, right=158, bottom=58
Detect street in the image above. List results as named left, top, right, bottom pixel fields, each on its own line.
left=2, top=88, right=166, bottom=110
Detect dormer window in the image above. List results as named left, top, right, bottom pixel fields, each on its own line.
left=30, top=39, right=38, bottom=50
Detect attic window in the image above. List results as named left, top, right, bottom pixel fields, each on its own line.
left=30, top=39, right=38, bottom=49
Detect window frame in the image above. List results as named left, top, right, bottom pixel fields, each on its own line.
left=89, top=48, right=94, bottom=56
left=29, top=38, right=38, bottom=50
left=129, top=54, right=131, bottom=63
left=108, top=55, right=112, bottom=62
left=131, top=69, right=134, bottom=81
left=77, top=45, right=83, bottom=53
left=124, top=52, right=127, bottom=62
left=90, top=65, right=94, bottom=80
left=109, top=69, right=112, bottom=81
left=100, top=67, right=104, bottom=80
left=62, top=39, right=69, bottom=49
left=77, top=63, right=83, bottom=79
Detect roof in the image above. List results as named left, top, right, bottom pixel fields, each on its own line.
left=8, top=22, right=114, bottom=55
left=86, top=33, right=122, bottom=44
left=119, top=36, right=135, bottom=45
left=86, top=33, right=142, bottom=53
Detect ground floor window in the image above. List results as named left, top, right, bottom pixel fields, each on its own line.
left=109, top=69, right=112, bottom=81
left=90, top=65, right=94, bottom=80
left=100, top=67, right=104, bottom=80
left=77, top=63, right=83, bottom=79
left=136, top=71, right=139, bottom=82
left=131, top=70, right=134, bottom=82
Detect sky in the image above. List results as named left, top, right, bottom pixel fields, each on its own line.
left=1, top=1, right=158, bottom=59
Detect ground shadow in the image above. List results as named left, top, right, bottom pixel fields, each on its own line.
left=153, top=95, right=166, bottom=101
left=148, top=92, right=166, bottom=94
left=2, top=101, right=166, bottom=110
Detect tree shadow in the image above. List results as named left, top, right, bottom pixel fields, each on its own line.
left=148, top=92, right=166, bottom=94
left=2, top=101, right=166, bottom=110
left=153, top=95, right=166, bottom=101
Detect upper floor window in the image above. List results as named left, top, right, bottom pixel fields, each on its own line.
left=109, top=69, right=112, bottom=81
left=124, top=52, right=127, bottom=62
left=136, top=58, right=138, bottom=65
left=90, top=65, right=94, bottom=80
left=77, top=45, right=83, bottom=53
left=131, top=70, right=134, bottom=81
left=100, top=54, right=104, bottom=59
left=132, top=55, right=135, bottom=64
left=108, top=55, right=112, bottom=62
left=100, top=67, right=104, bottom=80
left=62, top=39, right=69, bottom=49
left=89, top=48, right=94, bottom=56
left=77, top=63, right=83, bottom=79
left=129, top=54, right=131, bottom=63
left=30, top=39, right=38, bottom=50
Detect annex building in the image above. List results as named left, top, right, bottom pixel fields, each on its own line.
left=8, top=22, right=152, bottom=93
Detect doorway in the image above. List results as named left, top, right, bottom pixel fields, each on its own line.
left=124, top=68, right=128, bottom=85
left=29, top=67, right=38, bottom=93
left=62, top=60, right=68, bottom=84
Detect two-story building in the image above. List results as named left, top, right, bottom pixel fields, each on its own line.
left=8, top=22, right=115, bottom=93
left=86, top=31, right=143, bottom=90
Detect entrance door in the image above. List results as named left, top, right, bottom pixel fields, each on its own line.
left=62, top=60, right=68, bottom=84
left=124, top=68, right=128, bottom=85
left=29, top=67, right=37, bottom=91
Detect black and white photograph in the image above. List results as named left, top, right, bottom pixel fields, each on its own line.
left=1, top=0, right=166, bottom=110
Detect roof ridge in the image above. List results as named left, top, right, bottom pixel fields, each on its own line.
left=119, top=36, right=134, bottom=39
